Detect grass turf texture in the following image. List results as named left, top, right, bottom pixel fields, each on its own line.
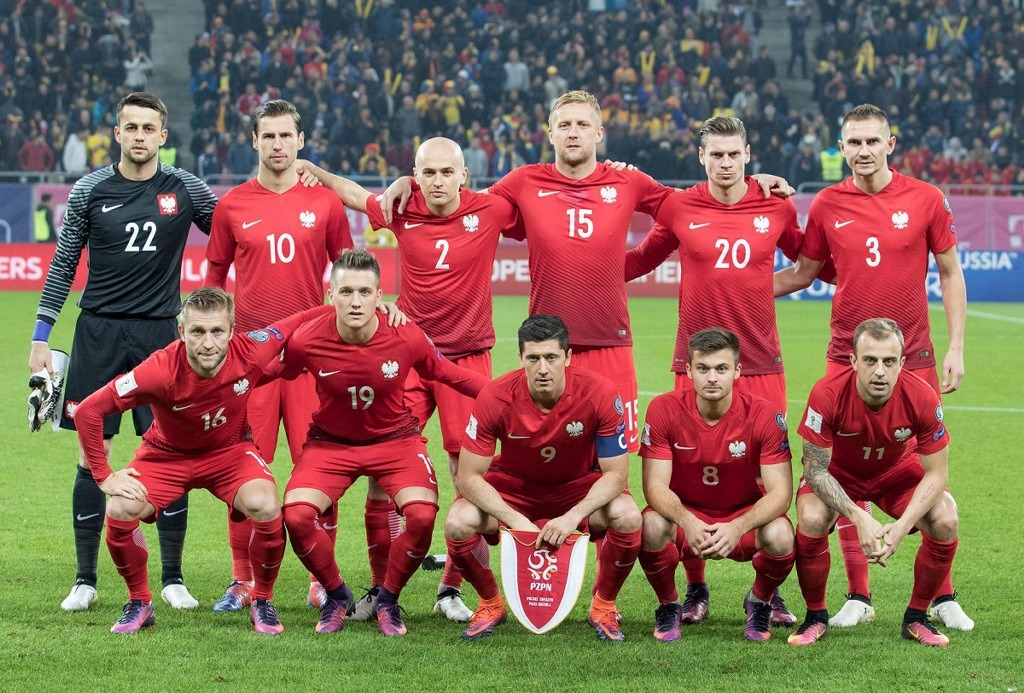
left=1, top=292, right=1022, bottom=692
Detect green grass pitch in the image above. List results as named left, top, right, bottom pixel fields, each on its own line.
left=1, top=292, right=1022, bottom=692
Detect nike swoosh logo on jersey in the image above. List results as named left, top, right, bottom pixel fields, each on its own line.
left=172, top=403, right=195, bottom=411
left=101, top=204, right=124, bottom=213
left=537, top=190, right=560, bottom=197
left=404, top=222, right=424, bottom=229
left=629, top=434, right=639, bottom=444
left=836, top=431, right=861, bottom=436
left=242, top=219, right=263, bottom=229
left=76, top=513, right=100, bottom=522
left=507, top=434, right=530, bottom=439
left=688, top=221, right=711, bottom=229
left=673, top=443, right=697, bottom=450
left=835, top=220, right=855, bottom=228
left=318, top=369, right=341, bottom=377
left=162, top=507, right=187, bottom=517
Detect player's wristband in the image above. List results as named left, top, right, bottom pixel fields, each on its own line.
left=32, top=320, right=53, bottom=342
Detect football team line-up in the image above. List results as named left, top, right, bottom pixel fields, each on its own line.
left=27, top=89, right=971, bottom=645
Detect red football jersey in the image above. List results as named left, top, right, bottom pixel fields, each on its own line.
left=76, top=305, right=333, bottom=481
left=463, top=367, right=625, bottom=486
left=640, top=389, right=791, bottom=513
left=801, top=171, right=957, bottom=370
left=282, top=315, right=488, bottom=443
left=632, top=180, right=804, bottom=375
left=364, top=188, right=517, bottom=358
left=798, top=368, right=949, bottom=497
left=488, top=163, right=671, bottom=348
left=205, top=179, right=351, bottom=333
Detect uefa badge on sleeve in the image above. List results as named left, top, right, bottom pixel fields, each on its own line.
left=499, top=527, right=588, bottom=634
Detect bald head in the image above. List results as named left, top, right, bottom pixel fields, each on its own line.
left=414, top=137, right=468, bottom=216
left=415, top=137, right=465, bottom=169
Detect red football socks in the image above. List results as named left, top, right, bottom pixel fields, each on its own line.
left=383, top=501, right=437, bottom=595
left=447, top=534, right=500, bottom=601
left=106, top=516, right=151, bottom=602
left=795, top=529, right=831, bottom=612
left=249, top=515, right=285, bottom=600
left=638, top=541, right=681, bottom=604
left=283, top=501, right=342, bottom=592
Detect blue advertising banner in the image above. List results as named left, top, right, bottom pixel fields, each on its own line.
left=774, top=250, right=1024, bottom=302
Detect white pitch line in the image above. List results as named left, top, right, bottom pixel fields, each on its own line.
left=930, top=305, right=1024, bottom=325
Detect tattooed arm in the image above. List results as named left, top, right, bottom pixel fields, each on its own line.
left=802, top=440, right=888, bottom=565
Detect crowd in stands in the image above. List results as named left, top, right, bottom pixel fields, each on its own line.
left=0, top=0, right=156, bottom=175
left=3, top=0, right=1024, bottom=192
left=806, top=0, right=1024, bottom=190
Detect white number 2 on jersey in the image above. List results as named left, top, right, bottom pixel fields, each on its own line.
left=434, top=239, right=451, bottom=270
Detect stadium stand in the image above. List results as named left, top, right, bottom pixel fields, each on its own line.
left=2, top=0, right=1023, bottom=191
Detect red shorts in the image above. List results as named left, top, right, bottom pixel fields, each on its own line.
left=571, top=346, right=639, bottom=452
left=247, top=371, right=318, bottom=464
left=405, top=351, right=491, bottom=458
left=483, top=469, right=602, bottom=523
left=643, top=504, right=787, bottom=562
left=797, top=460, right=924, bottom=522
left=675, top=371, right=788, bottom=414
left=129, top=441, right=274, bottom=521
left=825, top=360, right=940, bottom=397
left=286, top=436, right=438, bottom=502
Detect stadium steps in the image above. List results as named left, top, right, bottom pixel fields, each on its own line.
left=758, top=0, right=818, bottom=116
left=147, top=0, right=206, bottom=171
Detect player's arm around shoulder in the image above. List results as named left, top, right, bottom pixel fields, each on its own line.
left=297, top=159, right=371, bottom=212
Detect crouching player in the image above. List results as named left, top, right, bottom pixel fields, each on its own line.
left=788, top=318, right=960, bottom=647
left=638, top=328, right=795, bottom=642
left=443, top=314, right=642, bottom=642
left=279, top=248, right=488, bottom=636
left=75, top=288, right=331, bottom=634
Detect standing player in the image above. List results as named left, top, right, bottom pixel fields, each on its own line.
left=774, top=103, right=971, bottom=630
left=444, top=314, right=642, bottom=643
left=29, top=92, right=216, bottom=612
left=623, top=115, right=803, bottom=626
left=788, top=319, right=961, bottom=647
left=280, top=249, right=489, bottom=636
left=639, top=328, right=795, bottom=642
left=384, top=93, right=788, bottom=453
left=74, top=288, right=331, bottom=634
left=203, top=99, right=352, bottom=612
left=297, top=137, right=518, bottom=622
left=385, top=90, right=671, bottom=452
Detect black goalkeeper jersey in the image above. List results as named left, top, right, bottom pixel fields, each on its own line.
left=36, top=162, right=217, bottom=323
